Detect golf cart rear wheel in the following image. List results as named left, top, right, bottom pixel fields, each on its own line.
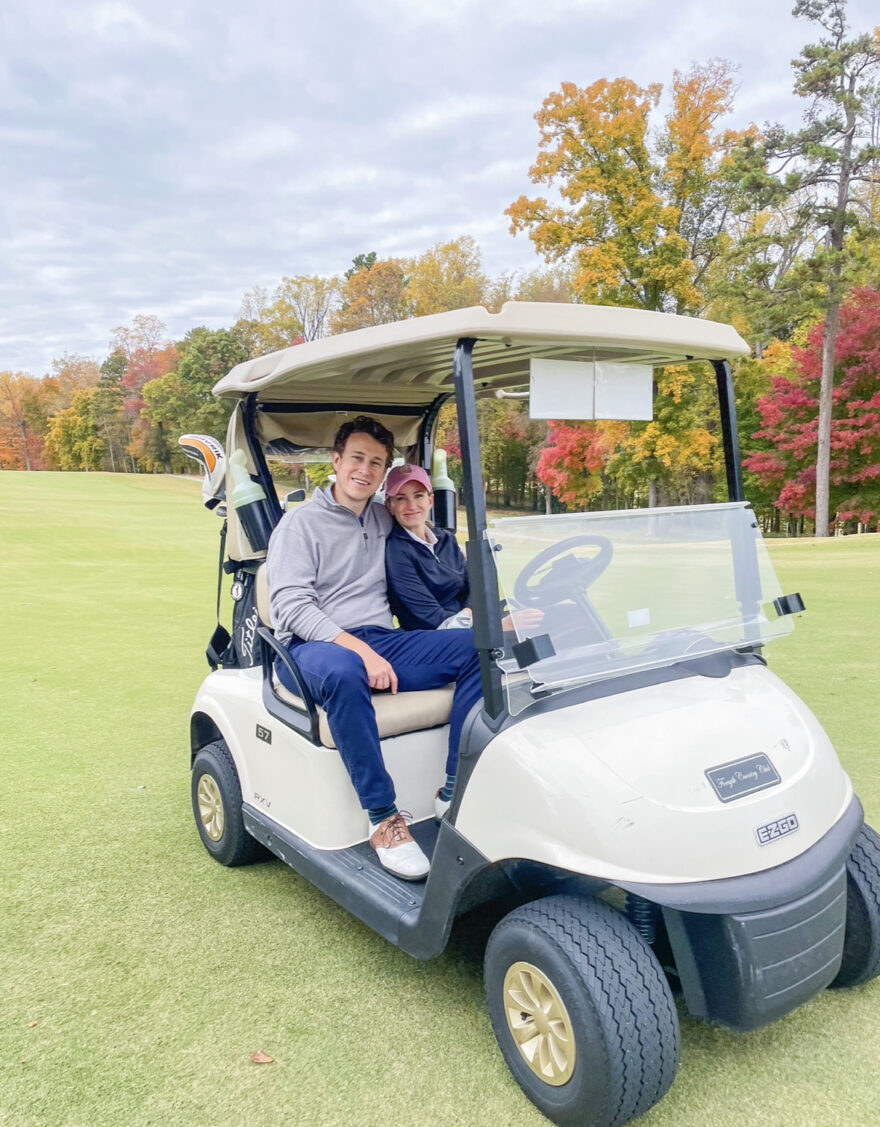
left=831, top=822, right=880, bottom=988
left=485, top=894, right=679, bottom=1127
left=191, top=741, right=264, bottom=867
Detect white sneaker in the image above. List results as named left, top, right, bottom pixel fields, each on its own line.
left=370, top=813, right=430, bottom=881
left=434, top=789, right=451, bottom=821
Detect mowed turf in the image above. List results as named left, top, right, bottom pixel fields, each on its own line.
left=1, top=471, right=879, bottom=1127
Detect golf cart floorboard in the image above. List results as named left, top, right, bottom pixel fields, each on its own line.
left=242, top=804, right=487, bottom=957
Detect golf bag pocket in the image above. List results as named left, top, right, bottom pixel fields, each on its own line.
left=229, top=565, right=260, bottom=668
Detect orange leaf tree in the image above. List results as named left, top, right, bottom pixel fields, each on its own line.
left=509, top=62, right=746, bottom=509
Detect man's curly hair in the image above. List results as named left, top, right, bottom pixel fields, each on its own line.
left=332, top=416, right=395, bottom=468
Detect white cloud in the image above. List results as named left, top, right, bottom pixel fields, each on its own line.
left=2, top=0, right=879, bottom=374
left=71, top=2, right=184, bottom=49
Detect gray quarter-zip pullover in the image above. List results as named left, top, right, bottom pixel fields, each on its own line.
left=266, top=486, right=394, bottom=645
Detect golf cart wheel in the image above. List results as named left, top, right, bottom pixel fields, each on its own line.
left=484, top=895, right=679, bottom=1127
left=831, top=822, right=880, bottom=988
left=191, top=741, right=264, bottom=867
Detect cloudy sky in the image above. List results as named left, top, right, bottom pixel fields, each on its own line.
left=2, top=0, right=877, bottom=376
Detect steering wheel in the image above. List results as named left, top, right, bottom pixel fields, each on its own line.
left=513, top=534, right=614, bottom=609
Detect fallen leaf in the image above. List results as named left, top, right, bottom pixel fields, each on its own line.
left=27, top=1021, right=38, bottom=1028
left=251, top=1051, right=274, bottom=1064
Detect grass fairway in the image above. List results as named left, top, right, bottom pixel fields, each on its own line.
left=1, top=470, right=879, bottom=1127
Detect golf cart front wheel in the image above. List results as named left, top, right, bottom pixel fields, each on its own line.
left=191, top=741, right=264, bottom=867
left=484, top=895, right=680, bottom=1127
left=831, top=822, right=880, bottom=988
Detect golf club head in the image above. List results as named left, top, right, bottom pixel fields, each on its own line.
left=178, top=434, right=227, bottom=512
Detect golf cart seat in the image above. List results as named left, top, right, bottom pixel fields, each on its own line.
left=253, top=565, right=454, bottom=746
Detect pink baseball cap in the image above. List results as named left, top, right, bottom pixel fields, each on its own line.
left=384, top=463, right=433, bottom=498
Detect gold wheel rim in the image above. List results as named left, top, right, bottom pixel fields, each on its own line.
left=197, top=774, right=225, bottom=842
left=503, top=960, right=575, bottom=1086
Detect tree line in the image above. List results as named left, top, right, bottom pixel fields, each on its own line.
left=2, top=0, right=879, bottom=534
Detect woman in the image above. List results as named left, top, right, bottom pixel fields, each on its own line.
left=384, top=463, right=543, bottom=819
left=384, top=464, right=471, bottom=631
left=384, top=463, right=544, bottom=633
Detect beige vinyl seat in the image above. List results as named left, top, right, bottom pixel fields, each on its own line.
left=254, top=565, right=455, bottom=748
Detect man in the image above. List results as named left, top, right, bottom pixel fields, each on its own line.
left=266, top=415, right=482, bottom=881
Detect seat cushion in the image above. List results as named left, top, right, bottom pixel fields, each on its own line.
left=273, top=678, right=455, bottom=747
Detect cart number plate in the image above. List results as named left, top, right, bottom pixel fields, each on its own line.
left=705, top=753, right=780, bottom=803
left=755, top=813, right=799, bottom=846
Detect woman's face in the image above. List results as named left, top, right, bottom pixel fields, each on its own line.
left=386, top=480, right=433, bottom=533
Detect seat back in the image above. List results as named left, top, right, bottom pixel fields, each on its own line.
left=254, top=563, right=455, bottom=747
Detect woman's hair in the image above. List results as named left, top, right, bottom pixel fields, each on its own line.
left=332, top=415, right=395, bottom=467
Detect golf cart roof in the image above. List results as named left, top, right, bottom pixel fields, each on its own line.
left=213, top=302, right=751, bottom=408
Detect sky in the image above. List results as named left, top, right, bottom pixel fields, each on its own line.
left=2, top=0, right=878, bottom=377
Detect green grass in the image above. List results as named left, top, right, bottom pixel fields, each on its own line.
left=1, top=472, right=879, bottom=1127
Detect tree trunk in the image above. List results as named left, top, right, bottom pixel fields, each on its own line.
left=814, top=301, right=839, bottom=537
left=18, top=420, right=31, bottom=471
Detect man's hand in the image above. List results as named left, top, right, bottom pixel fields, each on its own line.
left=360, top=647, right=398, bottom=693
left=333, top=632, right=398, bottom=693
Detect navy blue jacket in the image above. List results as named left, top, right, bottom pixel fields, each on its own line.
left=385, top=523, right=469, bottom=631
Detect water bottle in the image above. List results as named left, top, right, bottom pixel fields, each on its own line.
left=432, top=448, right=457, bottom=532
left=228, top=449, right=274, bottom=552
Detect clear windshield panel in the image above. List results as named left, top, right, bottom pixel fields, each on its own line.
left=489, top=502, right=794, bottom=716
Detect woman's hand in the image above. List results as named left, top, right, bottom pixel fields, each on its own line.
left=501, top=608, right=545, bottom=632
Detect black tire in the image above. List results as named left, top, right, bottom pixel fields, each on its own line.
left=191, top=741, right=265, bottom=867
left=485, top=894, right=680, bottom=1127
left=831, top=822, right=880, bottom=988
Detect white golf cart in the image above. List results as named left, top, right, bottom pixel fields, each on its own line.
left=184, top=303, right=880, bottom=1127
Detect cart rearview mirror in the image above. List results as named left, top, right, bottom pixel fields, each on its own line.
left=528, top=358, right=653, bottom=421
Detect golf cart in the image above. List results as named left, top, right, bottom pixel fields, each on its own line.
left=184, top=303, right=880, bottom=1127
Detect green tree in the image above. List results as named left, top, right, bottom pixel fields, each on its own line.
left=142, top=326, right=247, bottom=469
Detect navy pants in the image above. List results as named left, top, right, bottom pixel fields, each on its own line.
left=280, top=627, right=482, bottom=810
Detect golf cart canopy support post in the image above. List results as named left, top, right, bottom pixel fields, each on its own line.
left=713, top=360, right=744, bottom=503
left=454, top=338, right=505, bottom=720
left=243, top=393, right=283, bottom=523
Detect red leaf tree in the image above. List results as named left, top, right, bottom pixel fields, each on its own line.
left=746, top=287, right=880, bottom=529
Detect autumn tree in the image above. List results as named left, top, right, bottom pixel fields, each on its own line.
left=746, top=286, right=880, bottom=531
left=44, top=387, right=107, bottom=471
left=0, top=373, right=45, bottom=469
left=730, top=0, right=880, bottom=535
left=508, top=64, right=745, bottom=509
left=508, top=61, right=745, bottom=314
left=239, top=276, right=340, bottom=354
left=406, top=236, right=488, bottom=315
left=141, top=326, right=246, bottom=470
left=536, top=366, right=722, bottom=512
left=332, top=254, right=411, bottom=332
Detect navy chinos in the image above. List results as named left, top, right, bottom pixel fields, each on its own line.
left=280, top=627, right=482, bottom=810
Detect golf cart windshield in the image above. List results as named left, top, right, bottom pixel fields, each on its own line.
left=490, top=502, right=794, bottom=716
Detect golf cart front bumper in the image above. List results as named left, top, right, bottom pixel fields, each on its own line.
left=622, top=795, right=863, bottom=1031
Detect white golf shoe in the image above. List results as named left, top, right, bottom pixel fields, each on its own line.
left=369, top=813, right=430, bottom=881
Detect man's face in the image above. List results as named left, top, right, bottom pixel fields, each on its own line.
left=386, top=480, right=433, bottom=532
left=331, top=432, right=390, bottom=511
